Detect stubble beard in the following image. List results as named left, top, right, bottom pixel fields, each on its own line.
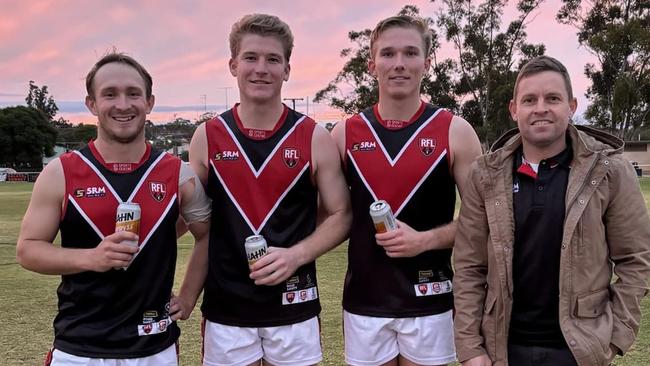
left=99, top=119, right=145, bottom=144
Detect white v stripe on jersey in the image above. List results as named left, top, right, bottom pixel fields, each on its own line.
left=73, top=151, right=121, bottom=202
left=216, top=115, right=307, bottom=177
left=73, top=150, right=167, bottom=204
left=210, top=159, right=310, bottom=235
left=347, top=151, right=378, bottom=202
left=359, top=108, right=443, bottom=166
left=127, top=152, right=167, bottom=202
left=130, top=193, right=177, bottom=264
left=348, top=149, right=448, bottom=216
left=395, top=149, right=447, bottom=215
left=256, top=163, right=310, bottom=233
left=68, top=195, right=106, bottom=240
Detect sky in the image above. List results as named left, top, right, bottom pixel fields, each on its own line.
left=0, top=0, right=595, bottom=125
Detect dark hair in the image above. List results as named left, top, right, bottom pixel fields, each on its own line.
left=514, top=56, right=573, bottom=99
left=370, top=15, right=432, bottom=58
left=86, top=52, right=153, bottom=99
left=229, top=14, right=294, bottom=62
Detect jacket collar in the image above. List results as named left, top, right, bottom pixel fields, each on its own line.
left=483, top=124, right=623, bottom=172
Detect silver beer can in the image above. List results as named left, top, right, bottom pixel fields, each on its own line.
left=369, top=200, right=398, bottom=233
left=115, top=202, right=141, bottom=247
left=114, top=202, right=141, bottom=270
left=245, top=234, right=268, bottom=267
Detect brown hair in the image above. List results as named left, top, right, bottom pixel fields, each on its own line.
left=514, top=56, right=573, bottom=100
left=229, top=14, right=294, bottom=62
left=370, top=15, right=432, bottom=58
left=86, top=52, right=153, bottom=99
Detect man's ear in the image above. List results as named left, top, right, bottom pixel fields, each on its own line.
left=283, top=63, right=291, bottom=82
left=85, top=95, right=98, bottom=116
left=509, top=99, right=517, bottom=122
left=229, top=58, right=238, bottom=77
left=146, top=94, right=155, bottom=114
left=368, top=58, right=376, bottom=78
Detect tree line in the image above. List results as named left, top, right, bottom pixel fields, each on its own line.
left=1, top=0, right=647, bottom=169
left=0, top=82, right=201, bottom=170
left=315, top=0, right=649, bottom=144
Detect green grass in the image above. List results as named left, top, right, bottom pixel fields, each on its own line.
left=1, top=181, right=649, bottom=365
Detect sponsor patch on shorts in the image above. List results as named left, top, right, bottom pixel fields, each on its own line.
left=414, top=280, right=453, bottom=296
left=282, top=286, right=318, bottom=305
left=137, top=317, right=172, bottom=336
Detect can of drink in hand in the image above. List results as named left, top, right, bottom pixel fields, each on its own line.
left=114, top=202, right=141, bottom=270
left=245, top=235, right=268, bottom=267
left=369, top=200, right=398, bottom=233
left=115, top=202, right=141, bottom=247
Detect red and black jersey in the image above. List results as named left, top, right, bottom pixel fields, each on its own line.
left=202, top=106, right=320, bottom=327
left=343, top=103, right=456, bottom=317
left=55, top=141, right=181, bottom=358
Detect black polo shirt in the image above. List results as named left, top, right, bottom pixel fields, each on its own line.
left=509, top=143, right=572, bottom=347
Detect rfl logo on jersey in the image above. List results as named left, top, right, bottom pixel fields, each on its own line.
left=419, top=138, right=436, bottom=156
left=418, top=284, right=428, bottom=295
left=286, top=292, right=295, bottom=303
left=149, top=181, right=166, bottom=202
left=283, top=148, right=300, bottom=168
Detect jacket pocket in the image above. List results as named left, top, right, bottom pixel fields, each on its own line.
left=574, top=288, right=614, bottom=364
left=481, top=291, right=498, bottom=359
left=576, top=288, right=608, bottom=318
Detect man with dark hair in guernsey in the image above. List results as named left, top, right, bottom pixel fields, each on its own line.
left=331, top=15, right=482, bottom=366
left=16, top=52, right=211, bottom=365
left=178, top=13, right=351, bottom=366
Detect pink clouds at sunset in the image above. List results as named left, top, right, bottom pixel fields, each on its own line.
left=0, top=0, right=595, bottom=124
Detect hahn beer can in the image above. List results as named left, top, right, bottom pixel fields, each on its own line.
left=114, top=202, right=141, bottom=270
left=245, top=235, right=268, bottom=267
left=369, top=200, right=398, bottom=233
left=115, top=202, right=141, bottom=247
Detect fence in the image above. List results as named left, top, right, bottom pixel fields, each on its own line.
left=0, top=172, right=40, bottom=182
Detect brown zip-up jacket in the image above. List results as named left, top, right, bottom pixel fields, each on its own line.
left=453, top=124, right=650, bottom=366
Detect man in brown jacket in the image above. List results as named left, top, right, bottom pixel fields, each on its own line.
left=453, top=55, right=650, bottom=366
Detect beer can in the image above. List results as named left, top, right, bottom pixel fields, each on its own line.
left=245, top=235, right=268, bottom=267
left=114, top=202, right=141, bottom=270
left=369, top=200, right=398, bottom=233
left=115, top=202, right=141, bottom=247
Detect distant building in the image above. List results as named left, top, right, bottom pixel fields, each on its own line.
left=43, top=145, right=69, bottom=166
left=167, top=143, right=190, bottom=157
left=623, top=141, right=650, bottom=166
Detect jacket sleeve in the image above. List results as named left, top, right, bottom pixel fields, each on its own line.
left=605, top=157, right=650, bottom=354
left=453, top=160, right=491, bottom=362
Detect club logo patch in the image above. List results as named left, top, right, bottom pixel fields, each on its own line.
left=420, top=138, right=436, bottom=156
left=143, top=323, right=152, bottom=334
left=286, top=292, right=295, bottom=303
left=283, top=148, right=300, bottom=168
left=432, top=282, right=441, bottom=293
left=149, top=182, right=167, bottom=202
left=418, top=284, right=428, bottom=295
left=158, top=319, right=168, bottom=332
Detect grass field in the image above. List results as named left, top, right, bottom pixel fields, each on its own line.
left=1, top=181, right=649, bottom=365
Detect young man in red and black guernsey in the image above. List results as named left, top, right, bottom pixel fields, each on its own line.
left=16, top=53, right=211, bottom=366
left=331, top=15, right=482, bottom=366
left=179, top=14, right=351, bottom=366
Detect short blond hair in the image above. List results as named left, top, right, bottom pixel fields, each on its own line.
left=229, top=14, right=294, bottom=62
left=370, top=15, right=432, bottom=58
